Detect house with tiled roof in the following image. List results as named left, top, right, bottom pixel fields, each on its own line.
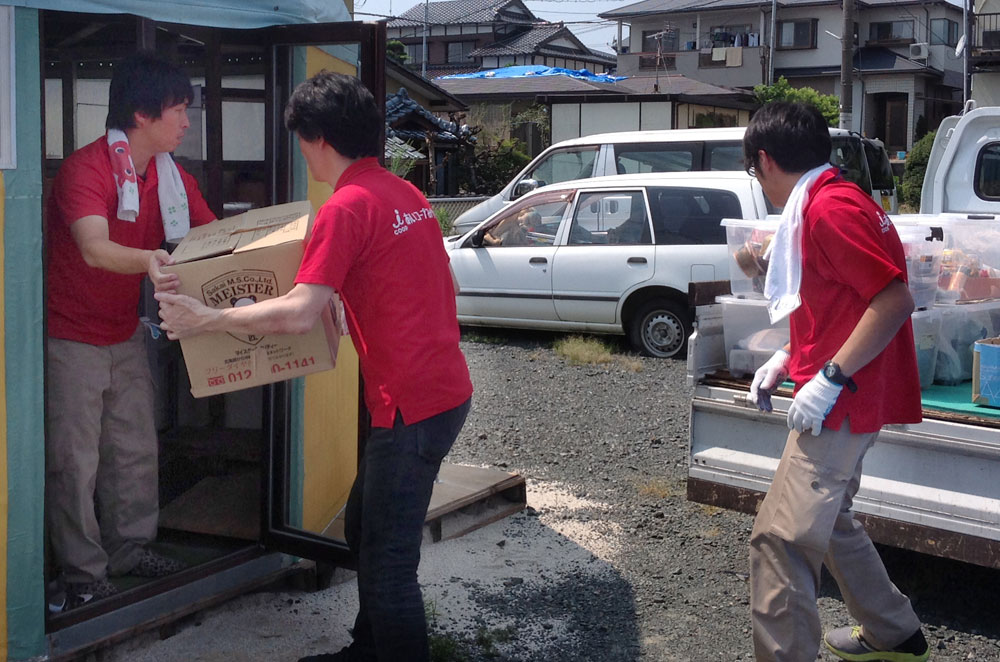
left=385, top=84, right=475, bottom=194
left=599, top=0, right=967, bottom=154
left=436, top=66, right=755, bottom=144
left=386, top=0, right=615, bottom=80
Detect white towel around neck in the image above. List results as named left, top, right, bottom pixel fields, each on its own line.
left=106, top=128, right=191, bottom=241
left=763, top=164, right=834, bottom=324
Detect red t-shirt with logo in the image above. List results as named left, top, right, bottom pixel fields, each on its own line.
left=789, top=168, right=922, bottom=433
left=47, top=136, right=215, bottom=345
left=295, top=158, right=473, bottom=428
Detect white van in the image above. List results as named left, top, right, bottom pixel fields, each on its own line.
left=452, top=127, right=898, bottom=234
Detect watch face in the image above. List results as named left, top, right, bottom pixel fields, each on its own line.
left=824, top=364, right=838, bottom=381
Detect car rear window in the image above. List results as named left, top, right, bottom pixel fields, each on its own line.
left=614, top=142, right=701, bottom=174
left=647, top=187, right=742, bottom=245
left=863, top=140, right=896, bottom=190
left=830, top=136, right=873, bottom=194
left=705, top=142, right=745, bottom=170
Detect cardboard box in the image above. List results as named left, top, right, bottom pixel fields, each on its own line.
left=972, top=337, right=1000, bottom=407
left=163, top=201, right=342, bottom=398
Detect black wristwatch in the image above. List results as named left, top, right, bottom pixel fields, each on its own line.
left=823, top=361, right=858, bottom=393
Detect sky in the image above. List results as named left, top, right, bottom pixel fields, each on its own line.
left=352, top=0, right=629, bottom=55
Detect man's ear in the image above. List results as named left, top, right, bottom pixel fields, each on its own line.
left=133, top=111, right=152, bottom=128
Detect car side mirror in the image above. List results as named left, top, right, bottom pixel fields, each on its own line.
left=513, top=179, right=539, bottom=199
left=470, top=228, right=486, bottom=247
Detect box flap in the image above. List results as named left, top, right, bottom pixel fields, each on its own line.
left=169, top=200, right=313, bottom=264
left=233, top=201, right=313, bottom=254
left=169, top=215, right=245, bottom=264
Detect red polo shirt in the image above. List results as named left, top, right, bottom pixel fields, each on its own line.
left=790, top=168, right=922, bottom=433
left=47, top=136, right=215, bottom=345
left=295, top=158, right=473, bottom=428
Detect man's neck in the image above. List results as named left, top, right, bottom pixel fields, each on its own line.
left=328, top=155, right=363, bottom=189
left=124, top=127, right=155, bottom=177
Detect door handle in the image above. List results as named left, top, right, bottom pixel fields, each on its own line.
left=627, top=257, right=648, bottom=264
left=529, top=257, right=548, bottom=264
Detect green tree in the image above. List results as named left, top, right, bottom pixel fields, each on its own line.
left=900, top=130, right=936, bottom=210
left=752, top=76, right=840, bottom=126
left=387, top=40, right=408, bottom=65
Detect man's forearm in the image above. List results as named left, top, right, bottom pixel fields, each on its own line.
left=156, top=282, right=335, bottom=340
left=215, top=295, right=321, bottom=336
left=80, top=238, right=155, bottom=275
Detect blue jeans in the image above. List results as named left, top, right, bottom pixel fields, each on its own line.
left=344, top=399, right=471, bottom=662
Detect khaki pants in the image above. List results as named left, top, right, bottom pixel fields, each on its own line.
left=749, top=422, right=921, bottom=661
left=46, top=325, right=158, bottom=583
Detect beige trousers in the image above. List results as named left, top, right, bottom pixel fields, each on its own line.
left=46, top=325, right=159, bottom=583
left=749, top=422, right=921, bottom=661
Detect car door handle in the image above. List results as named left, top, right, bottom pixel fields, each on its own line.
left=627, top=257, right=647, bottom=264
left=529, top=257, right=548, bottom=264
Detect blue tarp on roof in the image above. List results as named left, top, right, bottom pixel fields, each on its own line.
left=437, top=65, right=625, bottom=83
left=6, top=0, right=350, bottom=28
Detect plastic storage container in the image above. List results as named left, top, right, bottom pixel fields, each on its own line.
left=934, top=301, right=1000, bottom=385
left=935, top=216, right=1000, bottom=303
left=894, top=224, right=944, bottom=310
left=911, top=308, right=942, bottom=389
left=717, top=295, right=791, bottom=378
left=722, top=218, right=779, bottom=299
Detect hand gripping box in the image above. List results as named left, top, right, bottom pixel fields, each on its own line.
left=163, top=200, right=342, bottom=398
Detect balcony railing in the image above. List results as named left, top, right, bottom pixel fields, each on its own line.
left=625, top=47, right=757, bottom=73
left=972, top=12, right=1000, bottom=56
left=636, top=51, right=677, bottom=70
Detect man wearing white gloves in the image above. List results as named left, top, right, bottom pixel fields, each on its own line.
left=743, top=103, right=928, bottom=662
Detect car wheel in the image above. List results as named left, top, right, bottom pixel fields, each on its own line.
left=628, top=299, right=691, bottom=359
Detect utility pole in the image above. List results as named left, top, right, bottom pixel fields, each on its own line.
left=421, top=0, right=428, bottom=79
left=964, top=0, right=971, bottom=104
left=839, top=0, right=855, bottom=129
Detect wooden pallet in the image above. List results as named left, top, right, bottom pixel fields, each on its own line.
left=160, top=463, right=526, bottom=544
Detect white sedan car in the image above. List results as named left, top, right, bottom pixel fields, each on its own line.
left=445, top=172, right=772, bottom=358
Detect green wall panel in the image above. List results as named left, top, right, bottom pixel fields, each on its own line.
left=5, top=7, right=45, bottom=661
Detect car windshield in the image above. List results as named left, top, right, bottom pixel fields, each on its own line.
left=522, top=148, right=598, bottom=189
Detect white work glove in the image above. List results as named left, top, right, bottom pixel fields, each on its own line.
left=748, top=349, right=790, bottom=413
left=787, top=371, right=843, bottom=436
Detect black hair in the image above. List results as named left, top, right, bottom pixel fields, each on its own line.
left=283, top=71, right=382, bottom=159
left=105, top=52, right=194, bottom=130
left=743, top=102, right=832, bottom=175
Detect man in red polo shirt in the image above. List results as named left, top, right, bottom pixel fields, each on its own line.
left=156, top=72, right=473, bottom=662
left=46, top=52, right=215, bottom=610
left=743, top=103, right=928, bottom=662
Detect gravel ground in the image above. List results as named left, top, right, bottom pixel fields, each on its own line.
left=442, top=329, right=1000, bottom=662
left=103, top=329, right=1000, bottom=662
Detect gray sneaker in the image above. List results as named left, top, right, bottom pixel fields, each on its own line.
left=49, top=578, right=119, bottom=612
left=824, top=626, right=929, bottom=662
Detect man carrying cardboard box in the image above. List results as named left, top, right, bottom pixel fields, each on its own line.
left=156, top=72, right=473, bottom=662
left=45, top=52, right=216, bottom=611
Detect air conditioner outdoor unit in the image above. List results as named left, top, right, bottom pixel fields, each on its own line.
left=909, top=42, right=929, bottom=60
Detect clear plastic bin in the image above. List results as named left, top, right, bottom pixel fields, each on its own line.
left=722, top=218, right=779, bottom=299
left=910, top=308, right=942, bottom=389
left=934, top=301, right=1000, bottom=385
left=934, top=216, right=1000, bottom=304
left=717, top=295, right=790, bottom=378
left=894, top=224, right=944, bottom=310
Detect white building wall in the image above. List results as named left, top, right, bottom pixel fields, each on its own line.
left=551, top=103, right=581, bottom=142
left=580, top=102, right=641, bottom=134
left=638, top=102, right=673, bottom=130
